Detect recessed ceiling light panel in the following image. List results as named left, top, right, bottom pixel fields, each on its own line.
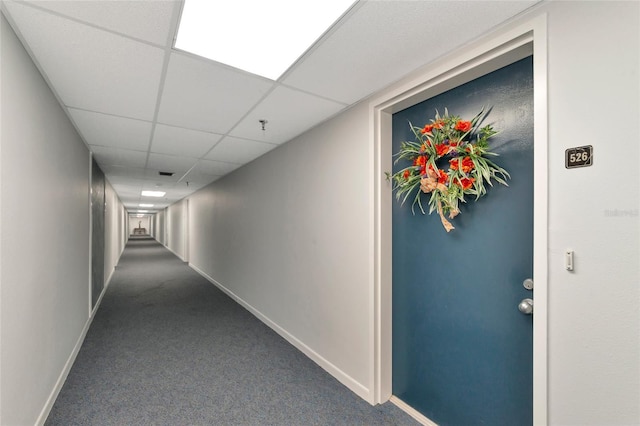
left=141, top=190, right=166, bottom=197
left=175, top=0, right=355, bottom=80
left=139, top=203, right=154, bottom=207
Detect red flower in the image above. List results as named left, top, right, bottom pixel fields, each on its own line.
left=413, top=156, right=427, bottom=167
left=403, top=170, right=410, bottom=179
left=435, top=144, right=449, bottom=157
left=455, top=120, right=472, bottom=132
left=462, top=157, right=475, bottom=173
left=421, top=124, right=434, bottom=134
left=449, top=156, right=475, bottom=173
left=457, top=177, right=475, bottom=190
left=437, top=169, right=448, bottom=184
left=433, top=120, right=445, bottom=130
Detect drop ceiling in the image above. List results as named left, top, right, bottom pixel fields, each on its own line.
left=1, top=0, right=539, bottom=213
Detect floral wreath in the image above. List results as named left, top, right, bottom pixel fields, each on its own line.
left=387, top=108, right=509, bottom=232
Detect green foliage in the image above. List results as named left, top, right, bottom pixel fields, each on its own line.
left=387, top=108, right=510, bottom=231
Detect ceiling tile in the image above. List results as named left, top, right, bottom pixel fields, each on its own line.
left=69, top=109, right=152, bottom=151
left=90, top=145, right=147, bottom=168
left=4, top=1, right=165, bottom=120
left=138, top=180, right=187, bottom=206
left=174, top=178, right=215, bottom=194
left=100, top=165, right=149, bottom=180
left=151, top=124, right=222, bottom=158
left=141, top=180, right=180, bottom=190
left=138, top=196, right=172, bottom=207
left=193, top=159, right=239, bottom=176
left=107, top=175, right=142, bottom=191
left=205, top=136, right=276, bottom=165
left=110, top=183, right=144, bottom=197
left=229, top=86, right=346, bottom=144
left=181, top=170, right=220, bottom=189
left=157, top=52, right=275, bottom=133
left=282, top=1, right=538, bottom=104
left=3, top=0, right=542, bottom=210
left=26, top=0, right=178, bottom=45
left=147, top=153, right=198, bottom=175
left=131, top=202, right=170, bottom=210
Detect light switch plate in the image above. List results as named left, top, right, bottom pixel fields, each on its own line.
left=565, top=250, right=574, bottom=271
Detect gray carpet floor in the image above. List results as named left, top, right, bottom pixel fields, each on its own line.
left=45, top=236, right=419, bottom=425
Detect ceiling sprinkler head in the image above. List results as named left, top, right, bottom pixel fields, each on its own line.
left=259, top=119, right=268, bottom=131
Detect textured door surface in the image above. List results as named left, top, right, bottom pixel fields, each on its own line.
left=91, top=158, right=105, bottom=308
left=392, top=56, right=534, bottom=425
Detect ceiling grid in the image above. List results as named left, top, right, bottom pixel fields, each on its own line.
left=1, top=0, right=539, bottom=212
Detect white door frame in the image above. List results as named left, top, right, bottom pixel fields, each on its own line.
left=369, top=15, right=549, bottom=425
left=183, top=199, right=189, bottom=263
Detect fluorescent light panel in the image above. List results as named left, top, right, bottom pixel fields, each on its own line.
left=175, top=0, right=355, bottom=80
left=139, top=203, right=154, bottom=207
left=141, top=190, right=166, bottom=197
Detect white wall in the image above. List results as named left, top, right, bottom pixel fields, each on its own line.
left=1, top=14, right=91, bottom=425
left=171, top=2, right=639, bottom=424
left=128, top=215, right=150, bottom=235
left=152, top=210, right=166, bottom=245
left=0, top=14, right=127, bottom=424
left=166, top=200, right=186, bottom=261
left=105, top=181, right=125, bottom=286
left=542, top=2, right=639, bottom=424
left=187, top=103, right=372, bottom=396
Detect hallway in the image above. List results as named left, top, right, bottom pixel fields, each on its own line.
left=45, top=237, right=417, bottom=425
left=4, top=2, right=640, bottom=424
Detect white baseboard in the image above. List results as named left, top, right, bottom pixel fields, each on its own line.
left=189, top=263, right=371, bottom=403
left=390, top=396, right=438, bottom=426
left=91, top=267, right=113, bottom=317
left=164, top=244, right=186, bottom=263
left=104, top=266, right=115, bottom=291
left=36, top=305, right=94, bottom=425
left=36, top=265, right=116, bottom=425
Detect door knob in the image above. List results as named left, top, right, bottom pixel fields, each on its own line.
left=518, top=298, right=533, bottom=315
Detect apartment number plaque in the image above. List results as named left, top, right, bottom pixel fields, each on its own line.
left=565, top=145, right=593, bottom=169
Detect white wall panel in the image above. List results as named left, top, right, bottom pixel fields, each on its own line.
left=187, top=103, right=371, bottom=396
left=104, top=181, right=122, bottom=286
left=166, top=200, right=186, bottom=260
left=154, top=210, right=166, bottom=245
left=543, top=2, right=639, bottom=424
left=1, top=14, right=91, bottom=424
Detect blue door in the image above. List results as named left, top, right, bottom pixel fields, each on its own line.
left=392, top=56, right=534, bottom=425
